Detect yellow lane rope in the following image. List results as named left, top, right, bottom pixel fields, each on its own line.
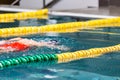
left=57, top=44, right=120, bottom=63
left=0, top=43, right=119, bottom=68
left=0, top=9, right=48, bottom=23
left=31, top=17, right=120, bottom=33
left=0, top=16, right=120, bottom=37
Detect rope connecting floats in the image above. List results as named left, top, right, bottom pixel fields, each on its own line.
left=38, top=17, right=120, bottom=32
left=0, top=9, right=48, bottom=23
left=0, top=16, right=120, bottom=37
left=0, top=54, right=57, bottom=68
left=0, top=44, right=120, bottom=68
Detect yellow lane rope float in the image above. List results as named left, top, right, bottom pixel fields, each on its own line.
left=0, top=14, right=120, bottom=37
left=57, top=44, right=120, bottom=63
left=0, top=43, right=120, bottom=68
left=0, top=9, right=48, bottom=23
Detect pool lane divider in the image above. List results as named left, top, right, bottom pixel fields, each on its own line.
left=0, top=54, right=58, bottom=68
left=0, top=9, right=48, bottom=23
left=0, top=44, right=120, bottom=68
left=0, top=16, right=120, bottom=37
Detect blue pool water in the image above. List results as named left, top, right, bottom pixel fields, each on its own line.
left=0, top=16, right=119, bottom=80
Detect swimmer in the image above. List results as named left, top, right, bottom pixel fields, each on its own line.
left=0, top=37, right=69, bottom=53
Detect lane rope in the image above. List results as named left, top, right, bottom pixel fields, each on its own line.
left=0, top=9, right=48, bottom=23
left=0, top=16, right=120, bottom=37
left=0, top=44, right=120, bottom=68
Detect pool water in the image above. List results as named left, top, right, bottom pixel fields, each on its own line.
left=0, top=15, right=92, bottom=28
left=0, top=16, right=119, bottom=80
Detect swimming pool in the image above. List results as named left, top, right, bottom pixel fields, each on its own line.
left=0, top=11, right=119, bottom=80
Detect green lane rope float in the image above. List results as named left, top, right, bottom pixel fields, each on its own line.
left=0, top=44, right=120, bottom=68
left=0, top=54, right=57, bottom=68
left=0, top=9, right=48, bottom=23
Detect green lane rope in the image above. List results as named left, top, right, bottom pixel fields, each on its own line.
left=0, top=54, right=57, bottom=68
left=0, top=43, right=120, bottom=69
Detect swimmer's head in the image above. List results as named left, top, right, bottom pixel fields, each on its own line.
left=48, top=40, right=59, bottom=45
